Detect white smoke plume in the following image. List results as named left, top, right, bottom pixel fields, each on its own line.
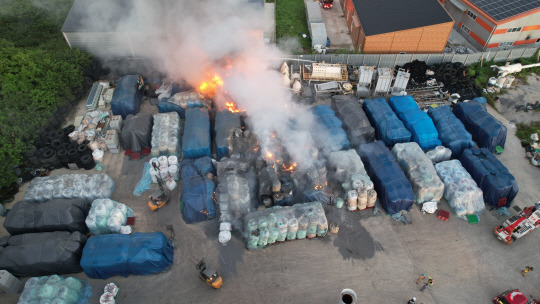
left=75, top=0, right=326, bottom=169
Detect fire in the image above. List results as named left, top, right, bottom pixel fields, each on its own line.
left=198, top=74, right=224, bottom=97
left=225, top=101, right=242, bottom=113
left=266, top=152, right=273, bottom=159
left=314, top=185, right=323, bottom=190
left=282, top=162, right=297, bottom=172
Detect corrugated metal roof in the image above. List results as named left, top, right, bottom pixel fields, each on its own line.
left=352, top=0, right=454, bottom=36
left=469, top=0, right=540, bottom=21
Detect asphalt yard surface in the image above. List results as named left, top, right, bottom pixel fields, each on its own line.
left=2, top=95, right=539, bottom=304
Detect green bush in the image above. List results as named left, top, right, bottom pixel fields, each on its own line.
left=0, top=0, right=91, bottom=188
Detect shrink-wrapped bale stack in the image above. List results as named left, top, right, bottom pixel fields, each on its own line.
left=17, top=275, right=92, bottom=304
left=151, top=112, right=182, bottom=157
left=331, top=95, right=375, bottom=146
left=24, top=174, right=115, bottom=203
left=363, top=98, right=411, bottom=146
left=427, top=105, right=475, bottom=157
left=85, top=199, right=134, bottom=235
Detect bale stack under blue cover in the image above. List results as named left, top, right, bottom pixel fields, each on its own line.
left=427, top=105, right=475, bottom=157
left=388, top=95, right=441, bottom=150
left=215, top=110, right=242, bottom=160
left=357, top=141, right=414, bottom=215
left=110, top=75, right=143, bottom=119
left=459, top=148, right=518, bottom=208
left=331, top=95, right=375, bottom=146
left=181, top=157, right=216, bottom=224
left=453, top=101, right=507, bottom=153
left=182, top=108, right=211, bottom=159
left=80, top=232, right=174, bottom=279
left=311, top=105, right=350, bottom=152
left=363, top=98, right=411, bottom=146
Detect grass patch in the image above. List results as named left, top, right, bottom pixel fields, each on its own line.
left=516, top=122, right=540, bottom=143
left=275, top=0, right=311, bottom=53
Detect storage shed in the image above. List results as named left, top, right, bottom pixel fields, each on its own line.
left=342, top=0, right=454, bottom=53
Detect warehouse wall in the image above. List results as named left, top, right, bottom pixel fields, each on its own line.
left=489, top=11, right=540, bottom=48
left=362, top=22, right=454, bottom=54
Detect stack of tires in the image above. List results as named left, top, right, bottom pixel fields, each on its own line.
left=429, top=62, right=482, bottom=100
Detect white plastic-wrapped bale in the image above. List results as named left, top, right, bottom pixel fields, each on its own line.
left=17, top=275, right=92, bottom=304
left=243, top=201, right=327, bottom=250
left=328, top=149, right=376, bottom=211
left=23, top=174, right=115, bottom=202
left=85, top=199, right=133, bottom=235
left=435, top=160, right=485, bottom=219
left=392, top=142, right=444, bottom=205
left=426, top=145, right=452, bottom=164
left=151, top=112, right=182, bottom=157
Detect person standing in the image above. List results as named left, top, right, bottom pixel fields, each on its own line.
left=416, top=273, right=426, bottom=284
left=521, top=266, right=534, bottom=277
left=420, top=277, right=433, bottom=292
left=408, top=297, right=417, bottom=304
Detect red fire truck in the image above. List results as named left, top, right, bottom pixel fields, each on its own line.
left=319, top=0, right=333, bottom=9
left=493, top=289, right=539, bottom=304
left=494, top=204, right=540, bottom=245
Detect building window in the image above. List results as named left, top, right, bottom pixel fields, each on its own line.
left=461, top=24, right=471, bottom=34
left=467, top=10, right=477, bottom=20
left=507, top=27, right=522, bottom=33
left=500, top=41, right=513, bottom=46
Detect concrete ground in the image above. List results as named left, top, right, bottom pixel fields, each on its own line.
left=2, top=91, right=540, bottom=303
left=497, top=74, right=540, bottom=125
left=320, top=3, right=354, bottom=50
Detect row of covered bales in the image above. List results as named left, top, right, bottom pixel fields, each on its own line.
left=328, top=94, right=516, bottom=220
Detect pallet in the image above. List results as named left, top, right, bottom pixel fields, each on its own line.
left=438, top=210, right=449, bottom=221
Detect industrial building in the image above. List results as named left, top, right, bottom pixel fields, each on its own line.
left=340, top=0, right=454, bottom=53
left=442, top=0, right=540, bottom=50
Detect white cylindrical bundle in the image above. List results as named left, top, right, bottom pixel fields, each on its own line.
left=357, top=186, right=367, bottom=210
left=92, top=149, right=104, bottom=163
left=168, top=155, right=178, bottom=166
left=168, top=165, right=179, bottom=180
left=367, top=189, right=377, bottom=208
left=158, top=155, right=168, bottom=167
left=149, top=167, right=158, bottom=183
left=159, top=165, right=169, bottom=179
left=347, top=190, right=358, bottom=211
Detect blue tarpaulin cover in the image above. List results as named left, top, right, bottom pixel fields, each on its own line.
left=80, top=232, right=173, bottom=279
left=459, top=148, right=518, bottom=207
left=427, top=105, right=475, bottom=157
left=453, top=101, right=507, bottom=152
left=182, top=108, right=211, bottom=159
left=181, top=157, right=216, bottom=224
left=215, top=110, right=242, bottom=160
left=363, top=98, right=411, bottom=146
left=331, top=95, right=375, bottom=146
left=388, top=95, right=441, bottom=150
left=158, top=98, right=185, bottom=119
left=110, top=75, right=143, bottom=119
left=357, top=141, right=414, bottom=215
left=311, top=105, right=350, bottom=152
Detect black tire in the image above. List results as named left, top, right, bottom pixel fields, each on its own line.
left=47, top=130, right=58, bottom=142
left=80, top=154, right=95, bottom=170
left=24, top=147, right=37, bottom=158
left=40, top=149, right=55, bottom=167
left=63, top=125, right=75, bottom=135
left=67, top=142, right=78, bottom=151
left=50, top=139, right=63, bottom=150
left=67, top=149, right=79, bottom=163
left=77, top=144, right=90, bottom=156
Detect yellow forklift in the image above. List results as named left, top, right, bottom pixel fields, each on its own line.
left=148, top=162, right=169, bottom=211
left=196, top=259, right=223, bottom=289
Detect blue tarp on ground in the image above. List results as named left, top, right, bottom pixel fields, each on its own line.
left=363, top=98, right=411, bottom=147
left=181, top=157, right=216, bottom=224
left=110, top=75, right=143, bottom=119
left=182, top=108, right=211, bottom=159
left=459, top=148, right=518, bottom=208
left=388, top=96, right=441, bottom=150
left=427, top=105, right=475, bottom=157
left=158, top=99, right=185, bottom=119
left=312, top=105, right=350, bottom=152
left=331, top=95, right=375, bottom=147
left=80, top=232, right=173, bottom=279
left=215, top=110, right=242, bottom=160
left=453, top=101, right=507, bottom=152
left=357, top=141, right=414, bottom=215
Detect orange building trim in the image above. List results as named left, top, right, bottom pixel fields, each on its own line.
left=522, top=25, right=540, bottom=31
left=476, top=17, right=493, bottom=32
left=461, top=0, right=540, bottom=25
left=469, top=31, right=486, bottom=46
left=513, top=38, right=537, bottom=45
left=493, top=28, right=507, bottom=34
left=487, top=43, right=499, bottom=48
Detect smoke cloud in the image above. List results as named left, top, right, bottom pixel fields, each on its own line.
left=76, top=0, right=326, bottom=170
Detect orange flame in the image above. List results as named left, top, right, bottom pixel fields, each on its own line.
left=282, top=162, right=297, bottom=172
left=199, top=74, right=224, bottom=97
left=225, top=101, right=242, bottom=113
left=314, top=185, right=323, bottom=190
left=266, top=152, right=273, bottom=159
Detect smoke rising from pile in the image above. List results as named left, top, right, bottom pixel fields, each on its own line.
left=78, top=0, right=324, bottom=169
